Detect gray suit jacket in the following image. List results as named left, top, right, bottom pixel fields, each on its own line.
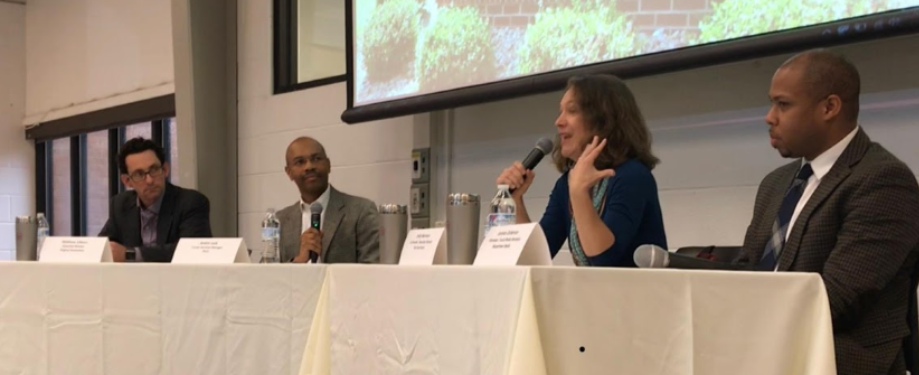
left=277, top=187, right=380, bottom=264
left=739, top=129, right=919, bottom=375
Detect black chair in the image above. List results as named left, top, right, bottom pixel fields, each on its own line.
left=905, top=260, right=919, bottom=375
left=675, top=246, right=743, bottom=264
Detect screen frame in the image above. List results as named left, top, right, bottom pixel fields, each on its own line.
left=344, top=5, right=919, bottom=124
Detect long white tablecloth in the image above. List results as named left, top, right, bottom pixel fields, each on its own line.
left=0, top=263, right=327, bottom=375
left=0, top=263, right=836, bottom=375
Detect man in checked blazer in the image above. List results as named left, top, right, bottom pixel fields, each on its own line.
left=738, top=49, right=919, bottom=375
left=275, top=137, right=380, bottom=264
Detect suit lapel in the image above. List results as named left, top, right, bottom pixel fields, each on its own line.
left=321, top=187, right=345, bottom=260
left=280, top=203, right=302, bottom=261
left=156, top=184, right=177, bottom=246
left=778, top=129, right=870, bottom=271
left=124, top=194, right=142, bottom=245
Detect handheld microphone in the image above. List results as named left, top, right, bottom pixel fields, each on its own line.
left=511, top=137, right=555, bottom=194
left=522, top=137, right=555, bottom=170
left=309, top=202, right=323, bottom=263
left=633, top=244, right=743, bottom=270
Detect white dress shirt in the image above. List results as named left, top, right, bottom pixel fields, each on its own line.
left=300, top=185, right=331, bottom=234
left=785, top=126, right=860, bottom=241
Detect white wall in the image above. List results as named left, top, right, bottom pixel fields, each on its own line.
left=0, top=2, right=33, bottom=260
left=444, top=34, right=919, bottom=253
left=171, top=0, right=237, bottom=236
left=237, top=0, right=418, bottom=251
left=24, top=0, right=174, bottom=126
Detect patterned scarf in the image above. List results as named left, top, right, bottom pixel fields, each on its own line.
left=568, top=177, right=610, bottom=267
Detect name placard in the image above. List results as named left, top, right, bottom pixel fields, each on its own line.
left=399, top=228, right=447, bottom=265
left=474, top=223, right=551, bottom=266
left=39, top=237, right=113, bottom=263
left=172, top=238, right=250, bottom=264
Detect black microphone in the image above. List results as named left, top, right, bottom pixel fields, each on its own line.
left=510, top=137, right=555, bottom=194
left=633, top=244, right=743, bottom=271
left=309, top=202, right=323, bottom=263
left=522, top=137, right=555, bottom=170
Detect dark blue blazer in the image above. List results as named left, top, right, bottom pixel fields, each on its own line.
left=539, top=159, right=667, bottom=267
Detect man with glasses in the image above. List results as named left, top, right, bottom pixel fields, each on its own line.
left=99, top=137, right=212, bottom=262
left=276, top=137, right=380, bottom=263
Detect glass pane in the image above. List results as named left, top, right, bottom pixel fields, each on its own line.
left=168, top=118, right=179, bottom=184
left=85, top=131, right=109, bottom=236
left=51, top=138, right=71, bottom=236
left=125, top=122, right=152, bottom=141
left=297, top=0, right=346, bottom=83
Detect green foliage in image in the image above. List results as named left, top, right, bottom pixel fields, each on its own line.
left=518, top=0, right=639, bottom=75
left=418, top=6, right=495, bottom=92
left=362, top=0, right=420, bottom=82
left=697, top=0, right=890, bottom=44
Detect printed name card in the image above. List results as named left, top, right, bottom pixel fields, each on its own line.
left=172, top=238, right=250, bottom=264
left=39, top=237, right=113, bottom=263
left=474, top=223, right=551, bottom=266
left=399, top=228, right=447, bottom=265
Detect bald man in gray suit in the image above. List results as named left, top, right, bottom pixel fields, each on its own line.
left=276, top=137, right=380, bottom=264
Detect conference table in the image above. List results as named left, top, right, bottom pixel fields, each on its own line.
left=0, top=263, right=836, bottom=375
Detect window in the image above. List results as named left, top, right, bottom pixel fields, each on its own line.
left=166, top=118, right=179, bottom=184
left=50, top=138, right=72, bottom=236
left=37, top=118, right=178, bottom=237
left=274, top=0, right=346, bottom=93
left=125, top=122, right=152, bottom=141
left=84, top=130, right=109, bottom=236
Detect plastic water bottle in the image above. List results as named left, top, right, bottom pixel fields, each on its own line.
left=260, top=209, right=280, bottom=263
left=36, top=213, right=49, bottom=259
left=485, top=184, right=516, bottom=236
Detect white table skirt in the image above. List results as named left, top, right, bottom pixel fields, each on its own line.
left=302, top=266, right=836, bottom=375
left=529, top=267, right=836, bottom=375
left=318, top=265, right=542, bottom=375
left=0, top=263, right=327, bottom=375
left=0, top=263, right=836, bottom=375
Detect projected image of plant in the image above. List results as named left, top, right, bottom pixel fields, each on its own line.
left=351, top=0, right=919, bottom=106
left=697, top=0, right=891, bottom=44
left=517, top=0, right=639, bottom=75
left=361, top=0, right=421, bottom=82
left=418, top=6, right=496, bottom=93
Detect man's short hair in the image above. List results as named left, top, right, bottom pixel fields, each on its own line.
left=782, top=49, right=861, bottom=122
left=118, top=137, right=167, bottom=174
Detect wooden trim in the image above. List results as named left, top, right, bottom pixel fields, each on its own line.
left=26, top=94, right=176, bottom=141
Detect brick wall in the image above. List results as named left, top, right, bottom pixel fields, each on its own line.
left=620, top=0, right=712, bottom=33
left=434, top=0, right=713, bottom=32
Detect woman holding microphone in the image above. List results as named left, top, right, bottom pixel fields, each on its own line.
left=497, top=75, right=667, bottom=267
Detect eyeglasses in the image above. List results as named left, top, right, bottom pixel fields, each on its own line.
left=126, top=165, right=164, bottom=182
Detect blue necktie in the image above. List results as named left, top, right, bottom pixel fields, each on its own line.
left=758, top=164, right=814, bottom=271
